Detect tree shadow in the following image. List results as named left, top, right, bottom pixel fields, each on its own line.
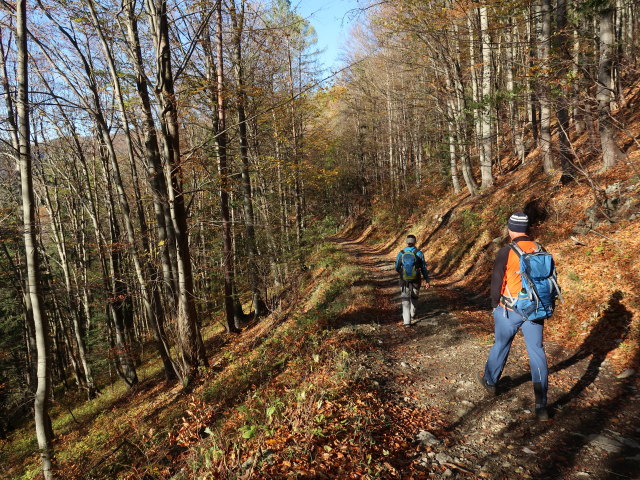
left=373, top=230, right=412, bottom=255
left=419, top=196, right=469, bottom=249
left=429, top=239, right=478, bottom=280
left=202, top=331, right=230, bottom=359
left=523, top=198, right=551, bottom=226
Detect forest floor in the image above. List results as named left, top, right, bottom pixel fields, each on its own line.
left=4, top=229, right=639, bottom=480
left=336, top=235, right=640, bottom=480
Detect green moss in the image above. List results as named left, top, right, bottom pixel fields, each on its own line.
left=567, top=270, right=581, bottom=283
left=460, top=209, right=482, bottom=232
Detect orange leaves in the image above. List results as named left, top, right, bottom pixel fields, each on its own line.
left=169, top=396, right=215, bottom=448
left=244, top=377, right=445, bottom=478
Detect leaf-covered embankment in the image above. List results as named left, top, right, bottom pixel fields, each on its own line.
left=3, top=241, right=445, bottom=479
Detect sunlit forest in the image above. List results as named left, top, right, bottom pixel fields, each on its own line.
left=1, top=0, right=639, bottom=478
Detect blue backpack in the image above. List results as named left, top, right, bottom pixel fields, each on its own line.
left=400, top=249, right=419, bottom=282
left=509, top=242, right=562, bottom=321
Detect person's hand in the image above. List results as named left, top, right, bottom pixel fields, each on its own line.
left=425, top=282, right=431, bottom=289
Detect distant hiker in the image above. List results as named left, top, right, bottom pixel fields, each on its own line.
left=395, top=235, right=430, bottom=327
left=477, top=212, right=561, bottom=421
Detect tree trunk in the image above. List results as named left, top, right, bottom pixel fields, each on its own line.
left=99, top=116, right=178, bottom=382
left=555, top=0, right=575, bottom=181
left=597, top=3, right=625, bottom=170
left=479, top=6, right=493, bottom=189
left=123, top=0, right=178, bottom=312
left=0, top=27, right=37, bottom=392
left=211, top=0, right=240, bottom=334
left=529, top=4, right=540, bottom=146
left=286, top=38, right=304, bottom=243
left=229, top=0, right=267, bottom=319
left=505, top=20, right=525, bottom=164
left=446, top=100, right=461, bottom=194
left=102, top=165, right=140, bottom=387
left=467, top=15, right=484, bottom=182
left=17, top=1, right=54, bottom=475
left=148, top=0, right=207, bottom=375
left=572, top=26, right=586, bottom=136
left=452, top=25, right=478, bottom=196
left=443, top=68, right=461, bottom=194
left=539, top=0, right=554, bottom=173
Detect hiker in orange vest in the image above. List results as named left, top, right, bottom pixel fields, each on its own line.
left=477, top=213, right=554, bottom=421
left=395, top=235, right=430, bottom=327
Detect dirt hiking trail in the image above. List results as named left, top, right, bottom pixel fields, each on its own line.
left=337, top=236, right=640, bottom=480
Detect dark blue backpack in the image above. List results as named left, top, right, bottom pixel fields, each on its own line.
left=509, top=242, right=562, bottom=321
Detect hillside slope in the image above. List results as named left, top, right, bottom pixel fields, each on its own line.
left=4, top=64, right=640, bottom=480
left=345, top=84, right=640, bottom=372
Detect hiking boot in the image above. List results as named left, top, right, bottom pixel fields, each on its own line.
left=535, top=406, right=549, bottom=421
left=403, top=322, right=413, bottom=328
left=476, top=372, right=496, bottom=396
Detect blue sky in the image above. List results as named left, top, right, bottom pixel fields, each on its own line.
left=294, top=0, right=364, bottom=71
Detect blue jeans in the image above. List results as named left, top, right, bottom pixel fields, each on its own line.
left=484, top=306, right=548, bottom=406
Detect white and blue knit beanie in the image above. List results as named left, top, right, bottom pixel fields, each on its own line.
left=507, top=212, right=529, bottom=233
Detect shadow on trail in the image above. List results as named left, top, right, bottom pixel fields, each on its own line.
left=494, top=290, right=632, bottom=403
left=535, top=387, right=640, bottom=480
left=550, top=290, right=632, bottom=410
left=446, top=290, right=639, bottom=479
left=505, top=305, right=638, bottom=480
left=482, top=399, right=637, bottom=480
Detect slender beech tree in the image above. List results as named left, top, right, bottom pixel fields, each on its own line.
left=479, top=5, right=493, bottom=188
left=229, top=0, right=267, bottom=319
left=597, top=1, right=625, bottom=169
left=539, top=0, right=554, bottom=173
left=213, top=0, right=239, bottom=333
left=146, top=0, right=207, bottom=374
left=0, top=26, right=37, bottom=392
left=16, top=0, right=54, bottom=476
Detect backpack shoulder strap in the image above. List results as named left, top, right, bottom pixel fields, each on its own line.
left=509, top=241, right=526, bottom=258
